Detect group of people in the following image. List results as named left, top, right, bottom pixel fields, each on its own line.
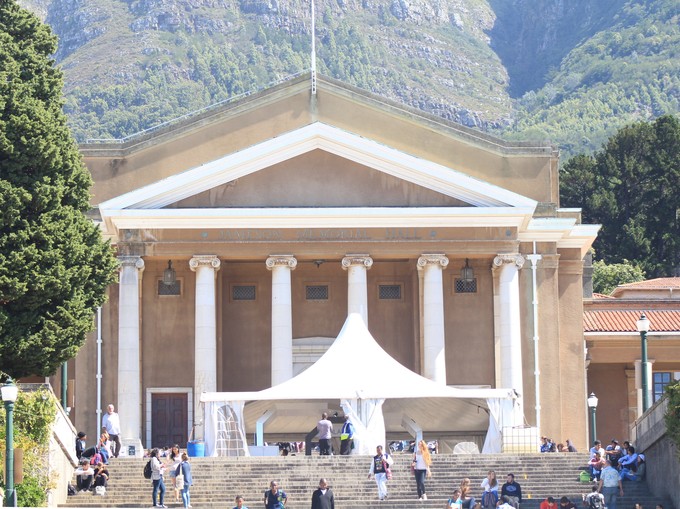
left=589, top=439, right=646, bottom=484
left=445, top=472, right=522, bottom=509
left=541, top=436, right=578, bottom=453
left=260, top=478, right=334, bottom=509
left=73, top=458, right=109, bottom=493
left=148, top=445, right=193, bottom=508
left=315, top=412, right=355, bottom=455
left=72, top=404, right=122, bottom=494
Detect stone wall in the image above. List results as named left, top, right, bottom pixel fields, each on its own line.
left=632, top=397, right=680, bottom=509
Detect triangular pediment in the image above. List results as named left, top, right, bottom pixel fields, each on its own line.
left=100, top=122, right=536, bottom=213
left=167, top=149, right=472, bottom=209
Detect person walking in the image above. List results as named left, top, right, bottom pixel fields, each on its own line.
left=177, top=452, right=193, bottom=508
left=101, top=404, right=121, bottom=458
left=150, top=448, right=167, bottom=508
left=168, top=445, right=182, bottom=502
left=598, top=459, right=623, bottom=509
left=412, top=439, right=432, bottom=500
left=368, top=445, right=393, bottom=501
left=340, top=415, right=355, bottom=455
left=264, top=481, right=287, bottom=509
left=317, top=412, right=333, bottom=455
left=311, top=478, right=335, bottom=509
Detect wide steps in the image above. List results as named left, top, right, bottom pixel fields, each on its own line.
left=60, top=453, right=672, bottom=509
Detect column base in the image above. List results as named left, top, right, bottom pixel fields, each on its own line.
left=118, top=438, right=145, bottom=458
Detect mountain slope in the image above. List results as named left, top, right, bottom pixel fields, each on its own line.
left=17, top=0, right=680, bottom=156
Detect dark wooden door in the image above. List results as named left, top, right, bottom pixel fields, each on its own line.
left=151, top=393, right=188, bottom=448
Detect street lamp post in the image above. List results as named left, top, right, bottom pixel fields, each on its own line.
left=2, top=380, right=19, bottom=507
left=587, top=392, right=598, bottom=446
left=636, top=313, right=651, bottom=413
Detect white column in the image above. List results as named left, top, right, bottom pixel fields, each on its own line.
left=417, top=254, right=449, bottom=384
left=189, top=255, right=221, bottom=439
left=117, top=255, right=144, bottom=453
left=493, top=253, right=525, bottom=425
left=342, top=254, right=373, bottom=324
left=266, top=255, right=297, bottom=386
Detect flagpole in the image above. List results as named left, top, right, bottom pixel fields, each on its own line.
left=311, top=0, right=317, bottom=95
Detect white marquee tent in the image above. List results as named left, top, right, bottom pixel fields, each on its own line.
left=201, top=314, right=518, bottom=456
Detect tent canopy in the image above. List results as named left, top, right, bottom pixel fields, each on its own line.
left=202, top=314, right=514, bottom=435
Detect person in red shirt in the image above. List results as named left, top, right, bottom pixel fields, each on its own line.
left=541, top=497, right=558, bottom=509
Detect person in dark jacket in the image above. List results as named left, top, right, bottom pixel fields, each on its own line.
left=311, top=478, right=334, bottom=509
left=500, top=473, right=522, bottom=509
left=177, top=453, right=193, bottom=508
left=75, top=432, right=87, bottom=459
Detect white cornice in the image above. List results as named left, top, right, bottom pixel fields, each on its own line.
left=103, top=206, right=536, bottom=231
left=99, top=122, right=537, bottom=213
left=556, top=224, right=601, bottom=256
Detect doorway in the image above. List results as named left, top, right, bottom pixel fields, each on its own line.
left=151, top=393, right=188, bottom=448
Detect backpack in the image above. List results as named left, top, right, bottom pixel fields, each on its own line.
left=589, top=494, right=604, bottom=509
left=143, top=460, right=152, bottom=479
left=90, top=453, right=103, bottom=465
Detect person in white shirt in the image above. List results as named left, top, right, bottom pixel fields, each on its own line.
left=316, top=412, right=333, bottom=455
left=589, top=440, right=605, bottom=460
left=598, top=459, right=623, bottom=509
left=101, top=404, right=121, bottom=458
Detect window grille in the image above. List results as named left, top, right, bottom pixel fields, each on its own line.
left=232, top=285, right=256, bottom=301
left=455, top=278, right=477, bottom=293
left=379, top=285, right=402, bottom=300
left=306, top=285, right=329, bottom=300
left=157, top=280, right=181, bottom=296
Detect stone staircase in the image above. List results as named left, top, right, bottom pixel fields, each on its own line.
left=60, top=453, right=672, bottom=509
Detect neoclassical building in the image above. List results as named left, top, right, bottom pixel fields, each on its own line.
left=60, top=74, right=598, bottom=453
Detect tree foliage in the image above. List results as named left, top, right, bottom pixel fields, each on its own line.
left=0, top=387, right=57, bottom=507
left=0, top=1, right=117, bottom=379
left=561, top=115, right=680, bottom=277
left=592, top=259, right=646, bottom=295
left=664, top=380, right=680, bottom=459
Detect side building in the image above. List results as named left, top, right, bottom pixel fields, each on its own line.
left=48, top=75, right=597, bottom=452
left=585, top=277, right=680, bottom=443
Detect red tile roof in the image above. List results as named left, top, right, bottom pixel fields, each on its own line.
left=584, top=309, right=680, bottom=332
left=616, top=277, right=680, bottom=289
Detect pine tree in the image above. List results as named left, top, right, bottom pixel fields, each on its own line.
left=560, top=115, right=680, bottom=277
left=0, top=1, right=117, bottom=379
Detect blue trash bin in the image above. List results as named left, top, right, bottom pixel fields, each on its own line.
left=187, top=440, right=205, bottom=457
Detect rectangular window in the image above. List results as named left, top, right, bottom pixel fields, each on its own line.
left=157, top=279, right=181, bottom=296
left=378, top=284, right=402, bottom=300
left=306, top=285, right=329, bottom=301
left=232, top=285, right=256, bottom=301
left=455, top=278, right=477, bottom=293
left=653, top=372, right=673, bottom=402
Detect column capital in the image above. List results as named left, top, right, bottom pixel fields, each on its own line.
left=417, top=254, right=449, bottom=270
left=493, top=253, right=525, bottom=269
left=342, top=254, right=373, bottom=270
left=266, top=255, right=297, bottom=270
left=118, top=255, right=145, bottom=271
left=189, top=255, right=221, bottom=271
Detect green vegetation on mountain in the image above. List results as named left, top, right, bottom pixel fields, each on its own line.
left=0, top=1, right=118, bottom=379
left=15, top=0, right=680, bottom=154
left=503, top=0, right=680, bottom=157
